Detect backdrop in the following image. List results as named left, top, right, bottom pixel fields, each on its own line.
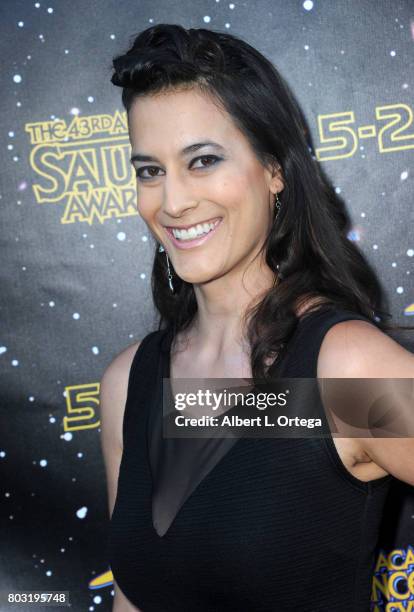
left=1, top=1, right=413, bottom=610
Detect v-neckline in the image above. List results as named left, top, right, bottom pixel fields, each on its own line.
left=149, top=305, right=336, bottom=538
left=148, top=327, right=246, bottom=538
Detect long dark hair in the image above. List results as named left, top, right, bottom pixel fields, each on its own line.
left=110, top=23, right=412, bottom=380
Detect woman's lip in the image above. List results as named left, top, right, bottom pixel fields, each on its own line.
left=164, top=218, right=223, bottom=250
left=164, top=216, right=222, bottom=230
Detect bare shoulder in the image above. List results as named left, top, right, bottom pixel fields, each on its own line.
left=99, top=341, right=150, bottom=612
left=99, top=340, right=142, bottom=451
left=317, top=318, right=414, bottom=378
left=99, top=340, right=141, bottom=521
left=316, top=318, right=414, bottom=486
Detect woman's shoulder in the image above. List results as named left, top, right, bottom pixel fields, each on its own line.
left=99, top=341, right=142, bottom=447
left=291, top=295, right=413, bottom=377
left=99, top=327, right=168, bottom=403
left=99, top=329, right=165, bottom=449
left=317, top=316, right=414, bottom=378
left=101, top=340, right=142, bottom=387
left=314, top=312, right=414, bottom=488
left=100, top=328, right=166, bottom=392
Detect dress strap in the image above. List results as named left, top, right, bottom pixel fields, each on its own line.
left=273, top=307, right=375, bottom=378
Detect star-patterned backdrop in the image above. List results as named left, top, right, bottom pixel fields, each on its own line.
left=0, top=1, right=413, bottom=610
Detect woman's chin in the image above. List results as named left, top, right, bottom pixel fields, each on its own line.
left=174, top=266, right=221, bottom=286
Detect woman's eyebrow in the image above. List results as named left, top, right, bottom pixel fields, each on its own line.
left=130, top=141, right=226, bottom=164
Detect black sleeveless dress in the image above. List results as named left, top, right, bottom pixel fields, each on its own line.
left=107, top=306, right=393, bottom=611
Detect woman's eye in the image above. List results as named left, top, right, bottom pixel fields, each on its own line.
left=190, top=155, right=222, bottom=169
left=135, top=155, right=222, bottom=181
left=135, top=166, right=162, bottom=180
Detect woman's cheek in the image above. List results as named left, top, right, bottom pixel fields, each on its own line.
left=136, top=197, right=157, bottom=222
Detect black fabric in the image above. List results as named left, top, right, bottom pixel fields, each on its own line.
left=107, top=306, right=393, bottom=611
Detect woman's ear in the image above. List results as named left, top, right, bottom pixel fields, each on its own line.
left=272, top=162, right=285, bottom=194
left=267, top=161, right=284, bottom=197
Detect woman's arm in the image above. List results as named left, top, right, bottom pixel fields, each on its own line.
left=112, top=579, right=142, bottom=612
left=318, top=320, right=414, bottom=485
left=99, top=342, right=143, bottom=612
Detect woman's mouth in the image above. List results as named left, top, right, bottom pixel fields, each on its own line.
left=164, top=217, right=222, bottom=250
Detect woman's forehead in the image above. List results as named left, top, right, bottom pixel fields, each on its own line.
left=128, top=89, right=249, bottom=158
left=129, top=88, right=233, bottom=134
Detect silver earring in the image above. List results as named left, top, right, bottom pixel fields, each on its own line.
left=274, top=192, right=281, bottom=217
left=273, top=193, right=281, bottom=272
left=158, top=244, right=174, bottom=293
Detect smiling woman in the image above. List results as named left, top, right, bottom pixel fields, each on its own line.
left=100, top=23, right=414, bottom=612
left=126, top=85, right=283, bottom=289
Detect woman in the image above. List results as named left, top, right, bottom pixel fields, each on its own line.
left=100, top=24, right=414, bottom=611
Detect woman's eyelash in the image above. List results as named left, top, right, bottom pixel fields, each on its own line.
left=135, top=155, right=222, bottom=180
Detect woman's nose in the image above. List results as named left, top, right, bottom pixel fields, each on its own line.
left=162, top=174, right=200, bottom=217
left=162, top=198, right=200, bottom=218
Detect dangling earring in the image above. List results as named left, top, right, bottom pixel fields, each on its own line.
left=158, top=244, right=174, bottom=293
left=274, top=192, right=281, bottom=272
left=274, top=191, right=281, bottom=218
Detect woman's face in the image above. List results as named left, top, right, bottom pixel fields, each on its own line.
left=128, top=87, right=284, bottom=285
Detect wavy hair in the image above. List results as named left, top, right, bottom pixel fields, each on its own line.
left=110, top=23, right=412, bottom=380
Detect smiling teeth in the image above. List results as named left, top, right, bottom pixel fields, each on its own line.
left=172, top=220, right=219, bottom=241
